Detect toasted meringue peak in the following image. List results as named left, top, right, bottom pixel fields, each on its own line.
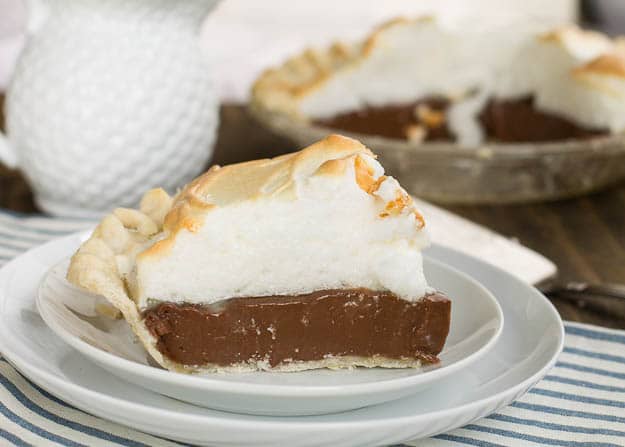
left=539, top=26, right=612, bottom=55
left=576, top=52, right=625, bottom=78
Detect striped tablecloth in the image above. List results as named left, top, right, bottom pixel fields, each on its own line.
left=0, top=210, right=623, bottom=447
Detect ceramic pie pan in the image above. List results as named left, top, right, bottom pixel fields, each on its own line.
left=250, top=105, right=625, bottom=204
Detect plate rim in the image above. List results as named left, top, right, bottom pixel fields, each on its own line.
left=0, top=232, right=564, bottom=433
left=34, top=240, right=503, bottom=398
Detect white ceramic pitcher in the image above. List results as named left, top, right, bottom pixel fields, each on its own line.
left=0, top=0, right=220, bottom=217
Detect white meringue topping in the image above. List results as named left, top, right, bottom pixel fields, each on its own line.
left=131, top=135, right=429, bottom=308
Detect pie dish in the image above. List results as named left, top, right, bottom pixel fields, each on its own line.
left=66, top=134, right=451, bottom=373
left=252, top=17, right=625, bottom=145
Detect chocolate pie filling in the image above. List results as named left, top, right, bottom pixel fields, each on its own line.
left=479, top=96, right=607, bottom=142
left=313, top=97, right=453, bottom=141
left=143, top=289, right=451, bottom=368
left=315, top=95, right=608, bottom=143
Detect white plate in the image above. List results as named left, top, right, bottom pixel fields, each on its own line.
left=0, top=234, right=563, bottom=446
left=36, top=254, right=502, bottom=416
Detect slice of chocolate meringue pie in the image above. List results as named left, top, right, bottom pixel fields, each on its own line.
left=67, top=135, right=450, bottom=373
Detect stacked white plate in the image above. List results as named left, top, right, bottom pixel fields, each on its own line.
left=0, top=232, right=563, bottom=446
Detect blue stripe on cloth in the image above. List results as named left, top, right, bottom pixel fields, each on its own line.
left=563, top=347, right=625, bottom=365
left=24, top=377, right=189, bottom=447
left=15, top=373, right=77, bottom=410
left=0, top=238, right=35, bottom=252
left=0, top=400, right=86, bottom=447
left=1, top=358, right=190, bottom=447
left=565, top=325, right=625, bottom=344
left=464, top=424, right=622, bottom=447
left=0, top=374, right=158, bottom=447
left=511, top=401, right=625, bottom=424
left=556, top=361, right=625, bottom=380
left=529, top=388, right=625, bottom=408
left=434, top=433, right=506, bottom=447
left=0, top=210, right=92, bottom=224
left=544, top=375, right=625, bottom=393
left=1, top=357, right=75, bottom=409
left=0, top=208, right=94, bottom=222
left=0, top=229, right=49, bottom=244
left=487, top=413, right=625, bottom=437
left=0, top=224, right=73, bottom=237
left=0, top=428, right=31, bottom=447
left=0, top=246, right=20, bottom=256
left=30, top=384, right=76, bottom=410
left=0, top=218, right=88, bottom=236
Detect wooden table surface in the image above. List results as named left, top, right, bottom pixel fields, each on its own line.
left=1, top=100, right=624, bottom=329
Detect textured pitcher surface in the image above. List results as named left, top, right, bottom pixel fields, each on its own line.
left=5, top=0, right=220, bottom=216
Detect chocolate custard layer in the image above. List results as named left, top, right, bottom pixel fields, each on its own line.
left=479, top=96, right=607, bottom=142
left=314, top=97, right=452, bottom=141
left=315, top=95, right=608, bottom=143
left=143, top=289, right=451, bottom=368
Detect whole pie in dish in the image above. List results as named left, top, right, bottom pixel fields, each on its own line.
left=252, top=17, right=625, bottom=145
left=67, top=135, right=451, bottom=373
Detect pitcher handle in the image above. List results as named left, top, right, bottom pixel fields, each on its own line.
left=0, top=132, right=18, bottom=169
